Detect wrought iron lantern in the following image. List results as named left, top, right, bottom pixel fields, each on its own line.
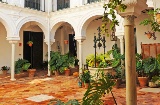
left=110, top=30, right=117, bottom=41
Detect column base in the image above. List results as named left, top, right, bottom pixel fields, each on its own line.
left=10, top=78, right=16, bottom=81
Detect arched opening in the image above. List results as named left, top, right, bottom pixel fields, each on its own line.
left=19, top=21, right=46, bottom=70
left=51, top=22, right=77, bottom=56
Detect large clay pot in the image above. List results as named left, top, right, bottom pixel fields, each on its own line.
left=28, top=69, right=36, bottom=77
left=138, top=77, right=148, bottom=87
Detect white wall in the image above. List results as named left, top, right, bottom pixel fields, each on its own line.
left=135, top=13, right=160, bottom=54
left=0, top=23, right=11, bottom=74
left=82, top=19, right=115, bottom=64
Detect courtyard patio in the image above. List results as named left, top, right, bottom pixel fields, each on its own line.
left=0, top=70, right=159, bottom=105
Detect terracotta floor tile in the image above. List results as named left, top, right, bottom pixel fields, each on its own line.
left=0, top=70, right=160, bottom=105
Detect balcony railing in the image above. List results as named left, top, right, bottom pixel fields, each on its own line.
left=57, top=0, right=70, bottom=10
left=25, top=0, right=40, bottom=11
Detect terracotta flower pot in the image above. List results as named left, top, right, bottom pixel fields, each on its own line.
left=138, top=77, right=148, bottom=87
left=146, top=33, right=152, bottom=39
left=28, top=69, right=36, bottom=77
left=28, top=43, right=32, bottom=47
left=65, top=69, right=70, bottom=76
left=2, top=70, right=7, bottom=76
left=84, top=83, right=90, bottom=89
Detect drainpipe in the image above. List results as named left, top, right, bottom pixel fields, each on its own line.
left=47, top=0, right=51, bottom=76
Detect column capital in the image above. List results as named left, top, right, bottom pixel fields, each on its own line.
left=124, top=15, right=136, bottom=26
left=117, top=36, right=124, bottom=40
left=9, top=40, right=18, bottom=44
left=44, top=39, right=55, bottom=45
left=75, top=36, right=86, bottom=43
left=7, top=37, right=20, bottom=41
left=119, top=0, right=147, bottom=17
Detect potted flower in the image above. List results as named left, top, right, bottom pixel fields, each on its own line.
left=1, top=66, right=9, bottom=75
left=27, top=41, right=33, bottom=47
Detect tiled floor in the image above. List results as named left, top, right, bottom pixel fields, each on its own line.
left=0, top=70, right=160, bottom=105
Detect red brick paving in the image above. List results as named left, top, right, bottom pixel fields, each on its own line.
left=0, top=70, right=160, bottom=105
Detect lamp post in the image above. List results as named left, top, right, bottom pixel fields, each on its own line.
left=93, top=27, right=106, bottom=68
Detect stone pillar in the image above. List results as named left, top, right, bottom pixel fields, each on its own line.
left=75, top=36, right=86, bottom=73
left=9, top=41, right=17, bottom=81
left=124, top=15, right=137, bottom=105
left=46, top=41, right=54, bottom=76
left=117, top=35, right=125, bottom=78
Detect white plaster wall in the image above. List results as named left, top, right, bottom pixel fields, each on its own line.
left=82, top=19, right=115, bottom=64
left=0, top=23, right=11, bottom=74
left=135, top=13, right=160, bottom=54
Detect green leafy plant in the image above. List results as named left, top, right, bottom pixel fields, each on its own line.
left=82, top=73, right=115, bottom=105
left=1, top=66, right=9, bottom=71
left=15, top=59, right=31, bottom=74
left=49, top=51, right=75, bottom=73
left=102, top=0, right=127, bottom=36
left=140, top=8, right=160, bottom=39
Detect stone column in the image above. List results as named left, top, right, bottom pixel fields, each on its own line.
left=9, top=41, right=18, bottom=81
left=75, top=36, right=86, bottom=73
left=124, top=15, right=137, bottom=105
left=117, top=35, right=125, bottom=78
left=46, top=41, right=54, bottom=76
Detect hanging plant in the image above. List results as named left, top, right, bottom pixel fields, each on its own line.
left=27, top=41, right=33, bottom=47
left=140, top=8, right=160, bottom=34
left=102, top=0, right=127, bottom=36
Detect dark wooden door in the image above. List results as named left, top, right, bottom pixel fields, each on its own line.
left=23, top=31, right=43, bottom=69
left=69, top=34, right=77, bottom=56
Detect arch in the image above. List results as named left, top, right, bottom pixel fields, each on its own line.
left=50, top=17, right=76, bottom=39
left=0, top=12, right=16, bottom=38
left=16, top=16, right=48, bottom=38
left=77, top=8, right=122, bottom=37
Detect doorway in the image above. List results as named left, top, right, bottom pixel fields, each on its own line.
left=23, top=31, right=43, bottom=69
left=69, top=34, right=77, bottom=57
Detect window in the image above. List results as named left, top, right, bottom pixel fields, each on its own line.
left=87, top=0, right=99, bottom=3
left=57, top=0, right=70, bottom=10
left=25, top=0, right=40, bottom=10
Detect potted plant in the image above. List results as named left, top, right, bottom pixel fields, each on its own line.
left=27, top=41, right=33, bottom=47
left=81, top=70, right=91, bottom=89
left=136, top=54, right=159, bottom=87
left=15, top=59, right=31, bottom=74
left=1, top=66, right=9, bottom=75
left=49, top=51, right=75, bottom=76
left=140, top=8, right=160, bottom=40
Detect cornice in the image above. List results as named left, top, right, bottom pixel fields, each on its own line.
left=0, top=2, right=47, bottom=17
left=50, top=2, right=105, bottom=16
